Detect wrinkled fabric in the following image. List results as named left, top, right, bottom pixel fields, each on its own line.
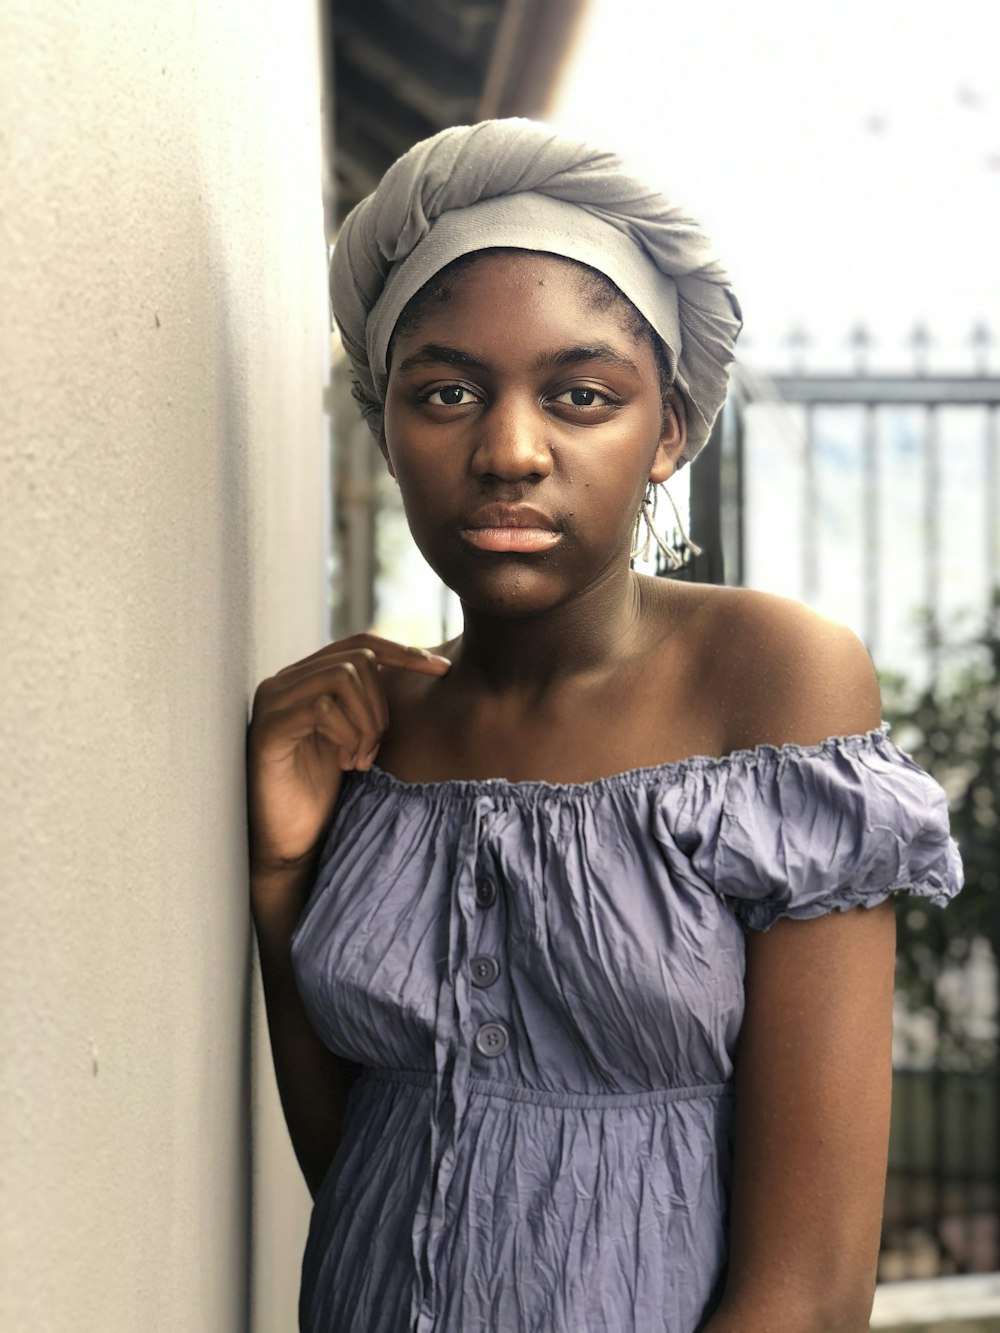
left=290, top=722, right=963, bottom=1332
left=329, top=118, right=743, bottom=467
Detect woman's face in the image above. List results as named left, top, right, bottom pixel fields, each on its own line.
left=380, top=250, right=686, bottom=618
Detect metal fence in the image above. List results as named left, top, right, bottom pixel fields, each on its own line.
left=673, top=330, right=1000, bottom=1279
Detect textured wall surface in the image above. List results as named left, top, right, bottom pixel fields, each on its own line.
left=0, top=1, right=326, bottom=1327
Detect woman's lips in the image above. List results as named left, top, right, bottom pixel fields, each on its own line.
left=460, top=526, right=563, bottom=553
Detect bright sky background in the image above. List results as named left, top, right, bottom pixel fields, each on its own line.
left=550, top=0, right=1000, bottom=370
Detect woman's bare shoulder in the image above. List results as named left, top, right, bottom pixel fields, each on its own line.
left=692, top=586, right=883, bottom=751
left=640, top=579, right=880, bottom=752
left=374, top=633, right=461, bottom=760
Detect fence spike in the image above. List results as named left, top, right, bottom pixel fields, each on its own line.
left=848, top=323, right=872, bottom=375
left=784, top=325, right=810, bottom=376
left=909, top=322, right=931, bottom=376
left=970, top=321, right=992, bottom=375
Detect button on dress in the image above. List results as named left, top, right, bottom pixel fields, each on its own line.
left=290, top=723, right=963, bottom=1332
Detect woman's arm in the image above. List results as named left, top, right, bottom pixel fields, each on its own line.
left=246, top=634, right=453, bottom=1197
left=702, top=900, right=896, bottom=1333
left=703, top=596, right=894, bottom=1331
left=252, top=862, right=364, bottom=1200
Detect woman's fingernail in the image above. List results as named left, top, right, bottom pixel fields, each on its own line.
left=407, top=646, right=451, bottom=664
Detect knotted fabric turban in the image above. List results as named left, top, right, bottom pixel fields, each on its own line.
left=330, top=118, right=743, bottom=466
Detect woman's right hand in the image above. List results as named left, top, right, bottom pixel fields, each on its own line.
left=246, top=632, right=452, bottom=876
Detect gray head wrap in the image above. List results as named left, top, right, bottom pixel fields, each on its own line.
left=330, top=118, right=742, bottom=466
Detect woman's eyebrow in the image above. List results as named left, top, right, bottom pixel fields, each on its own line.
left=395, top=343, right=489, bottom=374
left=532, top=344, right=641, bottom=374
left=395, top=342, right=641, bottom=376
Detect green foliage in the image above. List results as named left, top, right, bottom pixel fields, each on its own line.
left=877, top=592, right=1000, bottom=1073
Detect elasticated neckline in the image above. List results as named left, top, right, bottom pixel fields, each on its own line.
left=356, top=720, right=894, bottom=802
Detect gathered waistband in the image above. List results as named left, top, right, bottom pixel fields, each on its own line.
left=360, top=1065, right=731, bottom=1110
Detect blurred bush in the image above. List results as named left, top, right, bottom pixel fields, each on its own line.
left=879, top=589, right=1000, bottom=1077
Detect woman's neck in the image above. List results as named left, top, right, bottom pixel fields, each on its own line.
left=450, top=565, right=649, bottom=699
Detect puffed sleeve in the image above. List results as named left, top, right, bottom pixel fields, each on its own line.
left=691, top=723, right=964, bottom=932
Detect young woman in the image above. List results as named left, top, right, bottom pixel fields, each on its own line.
left=247, top=119, right=963, bottom=1333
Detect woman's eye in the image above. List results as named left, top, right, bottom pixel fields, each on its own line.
left=424, top=385, right=477, bottom=407
left=552, top=387, right=612, bottom=408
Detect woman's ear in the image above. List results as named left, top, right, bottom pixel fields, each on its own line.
left=649, top=387, right=687, bottom=484
left=377, top=418, right=397, bottom=480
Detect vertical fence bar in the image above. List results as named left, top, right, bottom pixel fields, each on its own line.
left=967, top=399, right=999, bottom=1270
left=988, top=404, right=999, bottom=602
left=906, top=1013, right=922, bottom=1274
left=678, top=414, right=725, bottom=584
left=997, top=402, right=1000, bottom=1269
left=719, top=395, right=742, bottom=588
left=803, top=403, right=818, bottom=603
left=925, top=403, right=942, bottom=686
left=332, top=368, right=379, bottom=637
left=962, top=1067, right=976, bottom=1268
left=735, top=395, right=746, bottom=588
left=932, top=906, right=948, bottom=1268
left=863, top=402, right=880, bottom=659
left=923, top=400, right=947, bottom=1263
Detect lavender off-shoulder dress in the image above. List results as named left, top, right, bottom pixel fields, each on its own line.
left=290, top=723, right=963, bottom=1333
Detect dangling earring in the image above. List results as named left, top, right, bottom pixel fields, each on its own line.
left=630, top=478, right=703, bottom=569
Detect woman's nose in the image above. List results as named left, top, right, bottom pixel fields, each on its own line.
left=470, top=398, right=554, bottom=481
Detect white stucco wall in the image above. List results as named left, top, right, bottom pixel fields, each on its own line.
left=1, top=1, right=324, bottom=1327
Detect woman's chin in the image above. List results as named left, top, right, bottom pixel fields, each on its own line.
left=421, top=538, right=629, bottom=620
left=443, top=567, right=573, bottom=620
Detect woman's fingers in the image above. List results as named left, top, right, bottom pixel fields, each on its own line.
left=246, top=634, right=452, bottom=869
left=338, top=647, right=388, bottom=734
left=258, top=659, right=381, bottom=762
left=254, top=636, right=452, bottom=764
left=306, top=694, right=365, bottom=767
left=262, top=656, right=380, bottom=751
left=259, top=636, right=451, bottom=758
left=272, top=633, right=451, bottom=683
